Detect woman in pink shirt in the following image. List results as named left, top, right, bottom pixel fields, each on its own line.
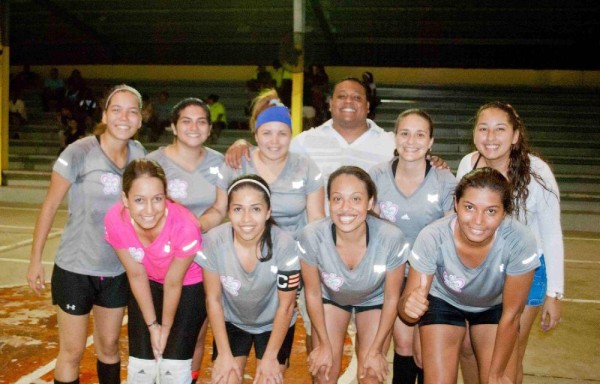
left=105, top=158, right=204, bottom=383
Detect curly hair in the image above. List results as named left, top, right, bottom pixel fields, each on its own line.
left=473, top=102, right=553, bottom=220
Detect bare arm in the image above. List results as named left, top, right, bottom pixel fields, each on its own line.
left=160, top=256, right=195, bottom=351
left=301, top=261, right=333, bottom=380
left=306, top=187, right=325, bottom=223
left=488, top=271, right=534, bottom=382
left=254, top=287, right=296, bottom=384
left=204, top=270, right=243, bottom=383
left=224, top=139, right=252, bottom=169
left=198, top=187, right=228, bottom=233
left=361, top=264, right=405, bottom=382
left=27, top=171, right=70, bottom=295
left=115, top=248, right=162, bottom=359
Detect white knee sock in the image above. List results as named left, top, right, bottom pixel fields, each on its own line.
left=158, top=359, right=192, bottom=384
left=127, top=356, right=158, bottom=384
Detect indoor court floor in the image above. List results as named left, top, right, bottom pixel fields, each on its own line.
left=0, top=201, right=598, bottom=383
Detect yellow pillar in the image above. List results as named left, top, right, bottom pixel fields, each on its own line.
left=291, top=71, right=304, bottom=137
left=0, top=45, right=9, bottom=186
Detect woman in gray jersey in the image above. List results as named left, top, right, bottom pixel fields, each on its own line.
left=456, top=102, right=564, bottom=384
left=399, top=168, right=540, bottom=384
left=300, top=166, right=407, bottom=384
left=199, top=89, right=324, bottom=238
left=26, top=85, right=146, bottom=384
left=369, top=109, right=456, bottom=384
left=146, top=97, right=224, bottom=382
left=195, top=174, right=300, bottom=384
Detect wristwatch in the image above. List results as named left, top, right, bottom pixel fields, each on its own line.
left=548, top=292, right=564, bottom=301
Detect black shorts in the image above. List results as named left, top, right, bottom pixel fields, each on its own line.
left=128, top=280, right=206, bottom=360
left=51, top=264, right=129, bottom=315
left=212, top=322, right=295, bottom=365
left=322, top=297, right=383, bottom=314
left=419, top=295, right=503, bottom=327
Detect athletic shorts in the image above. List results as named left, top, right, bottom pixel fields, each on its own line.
left=51, top=264, right=129, bottom=315
left=128, top=280, right=206, bottom=360
left=322, top=297, right=383, bottom=313
left=526, top=254, right=547, bottom=307
left=212, top=322, right=295, bottom=365
left=419, top=295, right=503, bottom=327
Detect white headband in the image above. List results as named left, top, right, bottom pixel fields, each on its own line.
left=227, top=178, right=271, bottom=198
left=104, top=85, right=142, bottom=110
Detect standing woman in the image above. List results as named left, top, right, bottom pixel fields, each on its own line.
left=146, top=97, right=224, bottom=382
left=456, top=102, right=564, bottom=383
left=104, top=159, right=205, bottom=383
left=369, top=109, right=456, bottom=384
left=300, top=166, right=407, bottom=384
left=199, top=89, right=324, bottom=238
left=399, top=167, right=540, bottom=383
left=195, top=175, right=301, bottom=384
left=26, top=84, right=146, bottom=384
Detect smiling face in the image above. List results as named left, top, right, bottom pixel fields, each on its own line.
left=254, top=121, right=292, bottom=162
left=122, top=176, right=167, bottom=231
left=329, top=80, right=369, bottom=128
left=329, top=173, right=374, bottom=234
left=228, top=186, right=271, bottom=244
left=454, top=186, right=505, bottom=246
left=473, top=107, right=520, bottom=167
left=173, top=104, right=211, bottom=148
left=102, top=91, right=142, bottom=141
left=395, top=113, right=433, bottom=162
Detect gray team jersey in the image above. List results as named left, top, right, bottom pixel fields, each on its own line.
left=298, top=215, right=408, bottom=307
left=147, top=147, right=224, bottom=216
left=410, top=214, right=540, bottom=312
left=195, top=223, right=300, bottom=334
left=53, top=135, right=146, bottom=276
left=216, top=150, right=322, bottom=238
left=369, top=159, right=456, bottom=247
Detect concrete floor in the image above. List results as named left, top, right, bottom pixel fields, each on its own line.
left=0, top=201, right=598, bottom=383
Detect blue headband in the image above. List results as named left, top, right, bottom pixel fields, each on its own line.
left=256, top=105, right=292, bottom=130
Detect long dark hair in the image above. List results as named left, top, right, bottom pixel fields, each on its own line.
left=473, top=102, right=552, bottom=220
left=227, top=174, right=276, bottom=262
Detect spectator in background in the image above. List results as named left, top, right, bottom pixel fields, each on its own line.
left=151, top=90, right=171, bottom=142
left=65, top=69, right=86, bottom=111
left=9, top=88, right=28, bottom=128
left=12, top=64, right=41, bottom=90
left=306, top=64, right=330, bottom=126
left=60, top=117, right=85, bottom=154
left=271, top=59, right=293, bottom=107
left=247, top=65, right=274, bottom=92
left=74, top=87, right=100, bottom=132
left=141, top=93, right=158, bottom=140
left=42, top=67, right=65, bottom=112
left=362, top=71, right=380, bottom=120
left=206, top=94, right=227, bottom=143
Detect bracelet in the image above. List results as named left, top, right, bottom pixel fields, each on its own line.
left=147, top=320, right=159, bottom=328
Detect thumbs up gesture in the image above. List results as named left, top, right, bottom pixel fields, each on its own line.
left=403, top=273, right=430, bottom=320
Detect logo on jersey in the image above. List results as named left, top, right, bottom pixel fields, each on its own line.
left=168, top=179, right=188, bottom=199
left=128, top=247, right=145, bottom=262
left=443, top=270, right=466, bottom=292
left=321, top=271, right=344, bottom=292
left=100, top=173, right=121, bottom=195
left=427, top=194, right=439, bottom=203
left=292, top=180, right=304, bottom=189
left=220, top=276, right=241, bottom=296
left=379, top=201, right=399, bottom=222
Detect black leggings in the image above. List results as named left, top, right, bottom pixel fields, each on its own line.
left=128, top=280, right=206, bottom=360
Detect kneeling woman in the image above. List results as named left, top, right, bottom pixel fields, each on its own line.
left=195, top=175, right=300, bottom=384
left=399, top=167, right=540, bottom=384
left=105, top=158, right=205, bottom=383
left=299, top=166, right=407, bottom=383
